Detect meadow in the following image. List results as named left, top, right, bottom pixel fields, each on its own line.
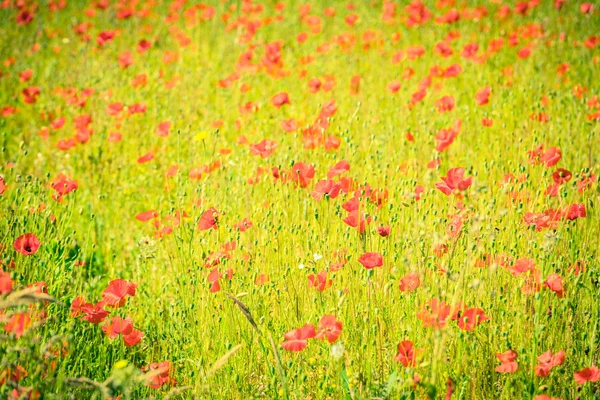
left=1, top=0, right=599, bottom=398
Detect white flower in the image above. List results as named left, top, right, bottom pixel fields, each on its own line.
left=313, top=253, right=323, bottom=261
left=298, top=263, right=305, bottom=269
left=331, top=342, right=344, bottom=360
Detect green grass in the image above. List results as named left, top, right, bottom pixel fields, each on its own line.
left=1, top=0, right=599, bottom=398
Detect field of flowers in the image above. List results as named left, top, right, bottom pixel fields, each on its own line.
left=1, top=0, right=599, bottom=398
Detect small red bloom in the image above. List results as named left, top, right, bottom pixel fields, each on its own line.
left=13, top=233, right=40, bottom=256
left=198, top=208, right=219, bottom=230
left=315, top=315, right=342, bottom=343
left=271, top=92, right=290, bottom=108
left=475, top=86, right=491, bottom=105
left=399, top=272, right=421, bottom=292
left=102, top=279, right=137, bottom=307
left=281, top=324, right=316, bottom=352
left=358, top=252, right=383, bottom=269
left=457, top=308, right=488, bottom=331
left=249, top=139, right=278, bottom=158
left=495, top=350, right=518, bottom=373
left=435, top=168, right=472, bottom=196
left=395, top=340, right=419, bottom=367
left=574, top=366, right=600, bottom=385
left=545, top=274, right=564, bottom=298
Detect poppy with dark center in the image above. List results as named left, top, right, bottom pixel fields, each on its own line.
left=198, top=208, right=220, bottom=230
left=13, top=233, right=41, bottom=256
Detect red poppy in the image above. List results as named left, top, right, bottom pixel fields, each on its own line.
left=312, top=180, right=341, bottom=201
left=358, top=252, right=383, bottom=269
left=4, top=312, right=33, bottom=338
left=249, top=139, right=278, bottom=158
left=0, top=271, right=13, bottom=294
left=535, top=350, right=565, bottom=377
left=457, top=308, right=488, bottom=331
left=234, top=218, right=253, bottom=232
left=541, top=147, right=561, bottom=167
left=102, top=316, right=143, bottom=347
left=574, top=366, right=600, bottom=385
left=144, top=361, right=176, bottom=389
left=13, top=233, right=40, bottom=255
left=377, top=225, right=391, bottom=237
left=435, top=168, right=472, bottom=195
left=281, top=324, right=316, bottom=352
left=399, top=272, right=420, bottom=292
left=395, top=340, right=419, bottom=367
left=156, top=121, right=171, bottom=137
left=435, top=120, right=461, bottom=152
left=271, top=92, right=290, bottom=108
left=308, top=270, right=332, bottom=292
left=198, top=208, right=219, bottom=230
left=315, top=315, right=342, bottom=343
left=545, top=274, right=564, bottom=298
left=327, top=160, right=350, bottom=178
left=290, top=162, right=315, bottom=188
left=475, top=86, right=491, bottom=105
left=417, top=299, right=453, bottom=329
left=509, top=258, right=535, bottom=276
left=495, top=350, right=518, bottom=373
left=79, top=301, right=110, bottom=324
left=136, top=210, right=159, bottom=222
left=435, top=95, right=455, bottom=113
left=102, top=279, right=137, bottom=307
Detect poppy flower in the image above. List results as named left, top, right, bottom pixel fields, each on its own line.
left=435, top=168, right=472, bottom=195
left=102, top=279, right=137, bottom=307
left=136, top=210, right=159, bottom=222
left=4, top=312, right=33, bottom=338
left=535, top=350, right=565, bottom=377
left=308, top=270, right=332, bottom=292
left=102, top=316, right=143, bottom=347
left=358, top=252, right=383, bottom=269
left=312, top=180, right=341, bottom=201
left=156, top=121, right=171, bottom=137
left=80, top=301, right=110, bottom=324
left=377, top=225, right=391, bottom=237
left=552, top=169, right=572, bottom=184
left=395, top=340, right=419, bottom=367
left=475, top=86, right=491, bottom=105
left=0, top=270, right=12, bottom=294
left=399, top=272, right=420, bottom=292
left=271, top=92, right=290, bottom=108
left=13, top=233, right=40, bottom=255
left=435, top=95, right=455, bottom=113
left=417, top=299, right=453, bottom=329
left=249, top=139, right=278, bottom=158
left=327, top=160, right=350, bottom=178
left=144, top=361, right=176, bottom=389
left=435, top=120, right=461, bottom=152
left=457, top=308, right=488, bottom=331
left=495, top=350, right=518, bottom=373
left=315, top=315, right=342, bottom=343
left=544, top=274, right=565, bottom=298
left=574, top=366, right=600, bottom=385
left=541, top=147, right=562, bottom=167
left=281, top=323, right=316, bottom=352
left=290, top=162, right=315, bottom=188
left=280, top=119, right=298, bottom=133
left=198, top=208, right=219, bottom=230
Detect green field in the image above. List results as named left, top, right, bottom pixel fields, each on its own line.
left=1, top=0, right=599, bottom=398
